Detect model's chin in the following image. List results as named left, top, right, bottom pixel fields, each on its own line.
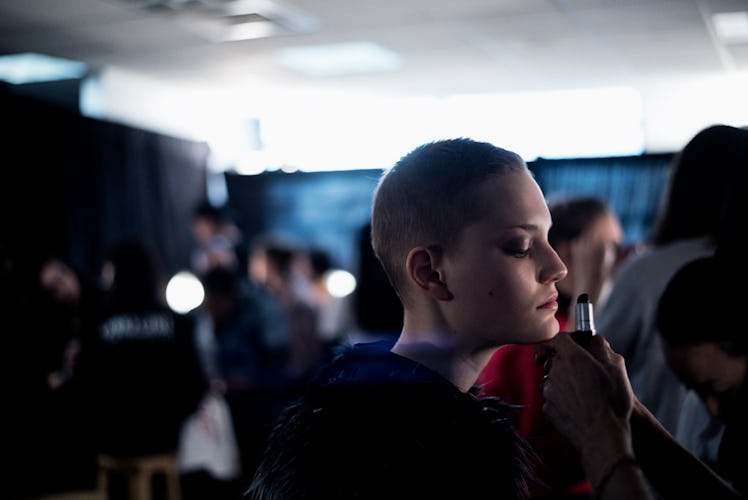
left=531, top=331, right=557, bottom=344
left=509, top=328, right=557, bottom=346
left=487, top=317, right=559, bottom=346
left=529, top=318, right=560, bottom=343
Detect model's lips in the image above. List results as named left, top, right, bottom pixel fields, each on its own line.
left=538, top=293, right=559, bottom=310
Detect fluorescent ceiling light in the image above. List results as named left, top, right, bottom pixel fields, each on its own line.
left=217, top=19, right=279, bottom=41
left=181, top=1, right=318, bottom=43
left=185, top=13, right=282, bottom=42
left=0, top=53, right=88, bottom=84
left=712, top=11, right=748, bottom=44
left=276, top=42, right=404, bottom=77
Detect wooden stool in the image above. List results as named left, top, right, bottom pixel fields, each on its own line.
left=26, top=489, right=106, bottom=500
left=98, top=453, right=181, bottom=500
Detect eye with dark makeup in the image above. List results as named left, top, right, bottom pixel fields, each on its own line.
left=502, top=239, right=531, bottom=258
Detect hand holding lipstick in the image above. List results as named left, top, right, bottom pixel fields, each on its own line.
left=540, top=332, right=645, bottom=497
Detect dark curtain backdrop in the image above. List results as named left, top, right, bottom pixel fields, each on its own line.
left=530, top=154, right=673, bottom=243
left=1, top=84, right=209, bottom=282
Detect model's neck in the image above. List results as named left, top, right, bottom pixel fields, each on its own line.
left=391, top=331, right=496, bottom=393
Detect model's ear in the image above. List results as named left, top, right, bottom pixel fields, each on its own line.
left=405, top=246, right=453, bottom=300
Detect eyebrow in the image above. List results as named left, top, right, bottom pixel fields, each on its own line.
left=506, top=223, right=542, bottom=232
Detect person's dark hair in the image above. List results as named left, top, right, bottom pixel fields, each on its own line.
left=193, top=200, right=226, bottom=223
left=103, top=239, right=164, bottom=310
left=370, top=138, right=526, bottom=301
left=649, top=124, right=748, bottom=245
left=308, top=248, right=333, bottom=279
left=656, top=248, right=746, bottom=355
left=200, top=265, right=240, bottom=298
left=547, top=196, right=611, bottom=248
left=265, top=245, right=296, bottom=278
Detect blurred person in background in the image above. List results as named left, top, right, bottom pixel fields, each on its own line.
left=76, top=238, right=207, bottom=498
left=297, top=246, right=355, bottom=353
left=191, top=266, right=291, bottom=493
left=247, top=235, right=326, bottom=397
left=655, top=246, right=747, bottom=495
left=191, top=201, right=242, bottom=277
left=595, top=124, right=748, bottom=464
left=8, top=252, right=101, bottom=498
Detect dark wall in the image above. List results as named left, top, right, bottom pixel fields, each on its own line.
left=225, top=169, right=382, bottom=274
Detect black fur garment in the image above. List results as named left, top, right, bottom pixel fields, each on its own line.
left=246, top=341, right=532, bottom=500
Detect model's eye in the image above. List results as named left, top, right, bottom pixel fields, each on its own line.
left=503, top=246, right=530, bottom=258
left=501, top=235, right=532, bottom=258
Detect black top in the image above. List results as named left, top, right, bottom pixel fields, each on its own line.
left=245, top=341, right=530, bottom=499
left=77, top=305, right=206, bottom=456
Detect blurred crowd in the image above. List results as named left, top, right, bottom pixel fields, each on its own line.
left=3, top=123, right=747, bottom=500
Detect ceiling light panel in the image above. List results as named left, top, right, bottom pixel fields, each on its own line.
left=276, top=42, right=405, bottom=77
left=712, top=11, right=748, bottom=44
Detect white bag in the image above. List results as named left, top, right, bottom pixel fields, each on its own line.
left=178, top=392, right=241, bottom=480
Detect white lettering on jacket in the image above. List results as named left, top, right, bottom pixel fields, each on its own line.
left=99, top=313, right=174, bottom=343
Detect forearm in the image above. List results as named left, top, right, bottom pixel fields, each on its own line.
left=580, top=415, right=654, bottom=500
left=630, top=400, right=740, bottom=500
left=594, top=458, right=650, bottom=500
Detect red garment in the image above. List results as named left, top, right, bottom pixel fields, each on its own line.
left=477, top=312, right=593, bottom=498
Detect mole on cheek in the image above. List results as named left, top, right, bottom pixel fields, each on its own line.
left=488, top=290, right=494, bottom=296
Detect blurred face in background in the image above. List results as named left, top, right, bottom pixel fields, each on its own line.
left=40, top=260, right=81, bottom=304
left=665, top=342, right=747, bottom=426
left=192, top=216, right=217, bottom=245
left=586, top=211, right=624, bottom=302
left=555, top=210, right=624, bottom=304
left=248, top=248, right=268, bottom=286
left=101, top=261, right=115, bottom=291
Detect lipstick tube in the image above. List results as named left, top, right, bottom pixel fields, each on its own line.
left=571, top=293, right=596, bottom=348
